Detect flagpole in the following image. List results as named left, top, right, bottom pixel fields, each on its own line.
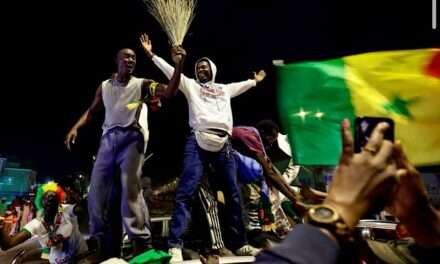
left=434, top=0, right=437, bottom=30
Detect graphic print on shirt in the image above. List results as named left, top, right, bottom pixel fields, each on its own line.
left=199, top=83, right=225, bottom=100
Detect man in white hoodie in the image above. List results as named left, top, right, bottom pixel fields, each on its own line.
left=140, top=33, right=266, bottom=262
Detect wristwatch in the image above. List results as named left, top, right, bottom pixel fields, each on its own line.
left=306, top=204, right=353, bottom=241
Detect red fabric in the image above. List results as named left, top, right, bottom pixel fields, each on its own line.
left=425, top=50, right=440, bottom=78
left=232, top=127, right=265, bottom=155
left=395, top=223, right=411, bottom=239
left=56, top=186, right=66, bottom=203
left=149, top=96, right=162, bottom=112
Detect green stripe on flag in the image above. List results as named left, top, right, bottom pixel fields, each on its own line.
left=277, top=58, right=356, bottom=165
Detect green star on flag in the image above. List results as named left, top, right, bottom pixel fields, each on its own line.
left=383, top=96, right=418, bottom=119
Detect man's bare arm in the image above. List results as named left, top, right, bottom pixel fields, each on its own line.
left=65, top=85, right=103, bottom=150
left=0, top=228, right=31, bottom=250
left=143, top=46, right=186, bottom=98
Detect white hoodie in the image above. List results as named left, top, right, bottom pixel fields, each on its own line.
left=152, top=55, right=256, bottom=135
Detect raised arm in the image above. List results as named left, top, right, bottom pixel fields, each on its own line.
left=228, top=70, right=266, bottom=98
left=142, top=46, right=186, bottom=98
left=255, top=120, right=399, bottom=264
left=140, top=33, right=191, bottom=89
left=64, top=85, right=103, bottom=151
left=388, top=142, right=440, bottom=247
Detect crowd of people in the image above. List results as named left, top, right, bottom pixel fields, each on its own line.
left=0, top=181, right=88, bottom=263
left=0, top=32, right=439, bottom=264
left=0, top=196, right=37, bottom=238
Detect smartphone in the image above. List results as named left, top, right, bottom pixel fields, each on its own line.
left=354, top=117, right=394, bottom=153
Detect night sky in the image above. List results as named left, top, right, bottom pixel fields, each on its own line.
left=1, top=0, right=438, bottom=183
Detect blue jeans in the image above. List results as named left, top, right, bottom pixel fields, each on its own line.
left=88, top=127, right=151, bottom=259
left=168, top=134, right=247, bottom=250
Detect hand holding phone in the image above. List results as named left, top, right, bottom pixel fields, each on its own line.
left=354, top=117, right=394, bottom=153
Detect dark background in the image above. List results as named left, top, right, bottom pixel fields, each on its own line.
left=0, top=0, right=438, bottom=183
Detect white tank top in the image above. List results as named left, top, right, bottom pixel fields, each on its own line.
left=101, top=76, right=149, bottom=147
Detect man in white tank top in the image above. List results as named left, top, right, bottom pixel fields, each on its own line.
left=64, top=46, right=185, bottom=261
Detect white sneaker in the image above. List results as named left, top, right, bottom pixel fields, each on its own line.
left=235, top=244, right=261, bottom=256
left=168, top=247, right=183, bottom=263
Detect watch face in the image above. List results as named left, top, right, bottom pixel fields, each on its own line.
left=309, top=205, right=348, bottom=232
left=309, top=205, right=339, bottom=224
left=315, top=207, right=334, bottom=219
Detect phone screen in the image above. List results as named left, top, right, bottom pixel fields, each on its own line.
left=354, top=117, right=395, bottom=153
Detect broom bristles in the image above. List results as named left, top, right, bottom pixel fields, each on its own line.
left=145, top=0, right=197, bottom=46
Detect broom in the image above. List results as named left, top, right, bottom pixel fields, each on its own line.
left=144, top=0, right=197, bottom=46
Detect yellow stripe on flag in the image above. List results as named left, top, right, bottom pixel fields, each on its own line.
left=344, top=49, right=440, bottom=165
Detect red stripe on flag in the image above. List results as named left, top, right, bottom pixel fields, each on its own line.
left=425, top=50, right=440, bottom=78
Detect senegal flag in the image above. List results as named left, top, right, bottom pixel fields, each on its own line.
left=277, top=49, right=440, bottom=166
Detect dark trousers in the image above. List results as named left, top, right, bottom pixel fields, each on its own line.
left=88, top=127, right=151, bottom=259
left=168, top=134, right=247, bottom=250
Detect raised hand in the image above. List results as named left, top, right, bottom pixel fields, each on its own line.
left=324, top=119, right=399, bottom=228
left=254, top=70, right=266, bottom=83
left=388, top=142, right=428, bottom=220
left=139, top=33, right=153, bottom=57
left=388, top=142, right=440, bottom=246
left=171, top=46, right=186, bottom=64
